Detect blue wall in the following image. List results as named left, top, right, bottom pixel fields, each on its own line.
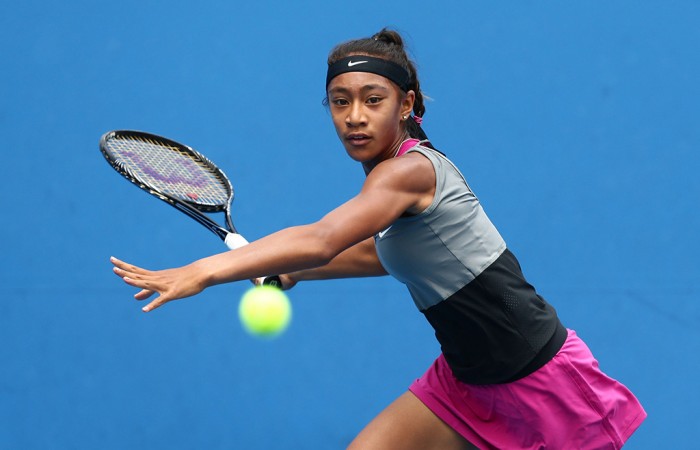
left=1, top=1, right=698, bottom=448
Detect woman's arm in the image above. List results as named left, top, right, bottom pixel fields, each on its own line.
left=282, top=236, right=387, bottom=287
left=112, top=152, right=434, bottom=311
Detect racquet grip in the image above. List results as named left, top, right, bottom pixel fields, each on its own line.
left=224, top=233, right=283, bottom=288
left=224, top=233, right=250, bottom=249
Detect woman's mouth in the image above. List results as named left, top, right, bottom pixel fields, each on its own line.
left=346, top=133, right=371, bottom=146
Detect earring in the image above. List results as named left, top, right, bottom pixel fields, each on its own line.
left=402, top=115, right=407, bottom=120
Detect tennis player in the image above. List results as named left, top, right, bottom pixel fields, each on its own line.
left=112, top=28, right=646, bottom=449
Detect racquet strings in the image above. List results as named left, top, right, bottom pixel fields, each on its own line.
left=104, top=134, right=230, bottom=208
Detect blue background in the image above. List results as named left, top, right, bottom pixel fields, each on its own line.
left=1, top=1, right=698, bottom=448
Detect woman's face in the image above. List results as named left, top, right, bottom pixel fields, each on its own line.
left=327, top=71, right=414, bottom=171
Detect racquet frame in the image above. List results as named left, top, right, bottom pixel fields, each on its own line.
left=100, top=129, right=280, bottom=287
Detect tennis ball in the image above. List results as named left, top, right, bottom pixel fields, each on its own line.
left=238, top=285, right=292, bottom=338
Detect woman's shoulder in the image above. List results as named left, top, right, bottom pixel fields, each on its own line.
left=361, top=151, right=437, bottom=215
left=361, top=151, right=434, bottom=197
left=373, top=150, right=435, bottom=183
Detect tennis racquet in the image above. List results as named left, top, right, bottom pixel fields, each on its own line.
left=100, top=129, right=281, bottom=287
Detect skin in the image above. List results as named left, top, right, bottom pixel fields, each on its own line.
left=111, top=67, right=474, bottom=449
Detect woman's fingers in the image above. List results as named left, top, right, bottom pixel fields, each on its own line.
left=110, top=256, right=149, bottom=275
left=142, top=297, right=167, bottom=313
left=112, top=258, right=157, bottom=289
left=134, top=289, right=155, bottom=300
left=110, top=257, right=206, bottom=312
left=278, top=274, right=297, bottom=291
left=111, top=257, right=164, bottom=308
left=123, top=275, right=172, bottom=312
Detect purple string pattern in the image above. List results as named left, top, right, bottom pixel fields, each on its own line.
left=106, top=136, right=229, bottom=206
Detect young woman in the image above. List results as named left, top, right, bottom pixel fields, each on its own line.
left=111, top=29, right=646, bottom=449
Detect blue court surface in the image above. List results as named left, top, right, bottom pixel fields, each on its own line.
left=1, top=1, right=698, bottom=448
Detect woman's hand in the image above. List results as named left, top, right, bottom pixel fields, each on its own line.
left=111, top=256, right=209, bottom=312
left=275, top=274, right=297, bottom=291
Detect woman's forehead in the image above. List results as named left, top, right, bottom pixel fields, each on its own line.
left=327, top=71, right=395, bottom=92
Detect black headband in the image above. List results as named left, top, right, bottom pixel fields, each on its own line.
left=326, top=55, right=411, bottom=92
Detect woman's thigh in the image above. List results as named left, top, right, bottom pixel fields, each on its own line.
left=347, top=391, right=475, bottom=450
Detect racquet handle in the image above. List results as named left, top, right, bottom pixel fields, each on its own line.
left=224, top=233, right=251, bottom=249
left=224, top=233, right=283, bottom=288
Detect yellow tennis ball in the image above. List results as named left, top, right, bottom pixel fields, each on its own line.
left=238, top=285, right=292, bottom=338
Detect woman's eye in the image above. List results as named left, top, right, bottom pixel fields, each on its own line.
left=367, top=97, right=382, bottom=104
left=332, top=98, right=349, bottom=106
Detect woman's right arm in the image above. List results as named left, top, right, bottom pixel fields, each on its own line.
left=112, top=152, right=434, bottom=312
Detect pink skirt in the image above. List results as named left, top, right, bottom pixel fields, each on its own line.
left=409, top=330, right=646, bottom=449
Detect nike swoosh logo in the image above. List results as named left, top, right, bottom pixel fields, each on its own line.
left=347, top=60, right=368, bottom=67
left=377, top=225, right=392, bottom=239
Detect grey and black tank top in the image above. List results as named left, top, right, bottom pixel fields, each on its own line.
left=374, top=145, right=567, bottom=385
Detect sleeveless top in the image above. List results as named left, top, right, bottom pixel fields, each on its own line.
left=374, top=144, right=566, bottom=384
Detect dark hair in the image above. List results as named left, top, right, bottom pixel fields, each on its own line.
left=326, top=28, right=429, bottom=141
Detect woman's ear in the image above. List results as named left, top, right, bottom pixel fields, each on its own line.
left=401, top=90, right=416, bottom=119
